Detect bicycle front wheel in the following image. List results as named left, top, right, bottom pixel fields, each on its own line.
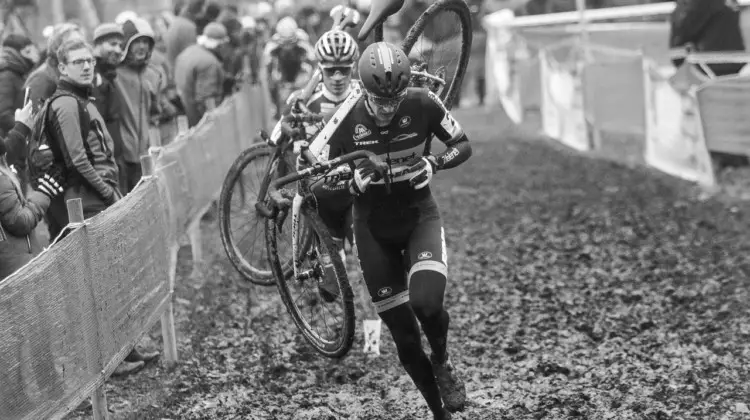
left=219, top=144, right=296, bottom=286
left=402, top=0, right=472, bottom=110
left=267, top=203, right=356, bottom=358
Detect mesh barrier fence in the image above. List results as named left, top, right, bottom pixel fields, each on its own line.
left=0, top=83, right=269, bottom=420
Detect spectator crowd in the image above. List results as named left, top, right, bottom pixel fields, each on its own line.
left=0, top=0, right=265, bottom=379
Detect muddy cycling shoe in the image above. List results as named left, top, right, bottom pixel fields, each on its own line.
left=434, top=407, right=452, bottom=420
left=431, top=354, right=467, bottom=412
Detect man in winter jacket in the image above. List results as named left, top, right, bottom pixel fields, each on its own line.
left=45, top=39, right=120, bottom=234
left=0, top=34, right=39, bottom=139
left=92, top=23, right=125, bottom=180
left=669, top=0, right=746, bottom=76
left=175, top=22, right=228, bottom=127
left=165, top=0, right=205, bottom=69
left=115, top=17, right=165, bottom=193
left=23, top=23, right=84, bottom=109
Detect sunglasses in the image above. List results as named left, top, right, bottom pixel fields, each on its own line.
left=366, top=90, right=407, bottom=109
left=320, top=66, right=353, bottom=77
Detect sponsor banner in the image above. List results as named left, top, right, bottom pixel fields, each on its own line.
left=539, top=49, right=590, bottom=151
left=642, top=60, right=715, bottom=186
left=484, top=16, right=524, bottom=123
left=696, top=74, right=750, bottom=156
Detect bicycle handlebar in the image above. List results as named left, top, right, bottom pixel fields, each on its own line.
left=258, top=150, right=388, bottom=217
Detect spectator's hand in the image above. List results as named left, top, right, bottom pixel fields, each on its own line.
left=14, top=101, right=35, bottom=128
left=33, top=165, right=65, bottom=199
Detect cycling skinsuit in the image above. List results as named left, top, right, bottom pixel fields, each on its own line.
left=312, top=86, right=465, bottom=312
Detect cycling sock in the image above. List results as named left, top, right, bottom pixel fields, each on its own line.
left=417, top=309, right=450, bottom=365
left=381, top=305, right=444, bottom=414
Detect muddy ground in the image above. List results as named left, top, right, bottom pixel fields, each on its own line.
left=65, top=107, right=750, bottom=420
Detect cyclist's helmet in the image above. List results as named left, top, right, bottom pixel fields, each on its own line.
left=275, top=16, right=299, bottom=44
left=358, top=42, right=411, bottom=98
left=315, top=30, right=359, bottom=66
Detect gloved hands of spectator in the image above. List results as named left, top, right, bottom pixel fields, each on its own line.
left=404, top=155, right=438, bottom=190
left=32, top=164, right=65, bottom=199
left=14, top=101, right=35, bottom=129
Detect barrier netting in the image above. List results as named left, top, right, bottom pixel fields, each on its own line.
left=0, top=82, right=269, bottom=420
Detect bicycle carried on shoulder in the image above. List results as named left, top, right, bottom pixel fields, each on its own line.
left=219, top=0, right=473, bottom=357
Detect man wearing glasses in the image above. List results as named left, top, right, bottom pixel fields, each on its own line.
left=44, top=39, right=121, bottom=237
left=269, top=29, right=360, bottom=300
left=310, top=42, right=472, bottom=420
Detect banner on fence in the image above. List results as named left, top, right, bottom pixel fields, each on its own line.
left=484, top=12, right=524, bottom=123
left=696, top=74, right=750, bottom=156
left=643, top=61, right=715, bottom=186
left=539, top=49, right=590, bottom=151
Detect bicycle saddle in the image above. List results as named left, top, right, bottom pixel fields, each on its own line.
left=357, top=0, right=406, bottom=41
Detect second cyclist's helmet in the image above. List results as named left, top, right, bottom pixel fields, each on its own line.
left=315, top=30, right=359, bottom=65
left=358, top=42, right=411, bottom=98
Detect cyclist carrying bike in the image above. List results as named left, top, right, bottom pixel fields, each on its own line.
left=261, top=16, right=316, bottom=118
left=311, top=41, right=471, bottom=419
left=270, top=28, right=361, bottom=299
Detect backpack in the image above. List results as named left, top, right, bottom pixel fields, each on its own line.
left=27, top=92, right=90, bottom=181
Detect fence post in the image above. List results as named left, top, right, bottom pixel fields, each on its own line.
left=177, top=115, right=189, bottom=135
left=140, top=155, right=179, bottom=365
left=67, top=198, right=109, bottom=420
left=149, top=126, right=162, bottom=149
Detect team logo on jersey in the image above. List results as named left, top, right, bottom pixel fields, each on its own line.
left=399, top=116, right=411, bottom=128
left=392, top=132, right=418, bottom=143
left=418, top=251, right=433, bottom=260
left=440, top=113, right=461, bottom=138
left=377, top=287, right=393, bottom=298
left=353, top=124, right=372, bottom=141
left=355, top=139, right=379, bottom=146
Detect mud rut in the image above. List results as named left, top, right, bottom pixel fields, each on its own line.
left=64, top=108, right=750, bottom=420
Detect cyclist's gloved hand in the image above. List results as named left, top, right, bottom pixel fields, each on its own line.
left=348, top=158, right=382, bottom=196
left=405, top=156, right=438, bottom=190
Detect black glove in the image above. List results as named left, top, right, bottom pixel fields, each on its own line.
left=355, top=158, right=384, bottom=182
left=33, top=165, right=65, bottom=199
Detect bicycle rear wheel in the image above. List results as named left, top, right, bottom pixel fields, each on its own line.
left=219, top=144, right=297, bottom=286
left=267, top=203, right=356, bottom=358
left=401, top=0, right=472, bottom=110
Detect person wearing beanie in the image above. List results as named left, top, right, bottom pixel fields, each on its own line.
left=174, top=21, right=228, bottom=127
left=92, top=22, right=126, bottom=190
left=115, top=17, right=164, bottom=194
left=23, top=23, right=84, bottom=109
left=196, top=1, right=223, bottom=35
left=0, top=34, right=39, bottom=141
left=165, top=0, right=205, bottom=68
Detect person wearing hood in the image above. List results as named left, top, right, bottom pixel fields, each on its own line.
left=115, top=17, right=165, bottom=194
left=92, top=23, right=125, bottom=182
left=165, top=0, right=205, bottom=69
left=23, top=23, right=84, bottom=109
left=175, top=22, right=228, bottom=127
left=0, top=34, right=40, bottom=140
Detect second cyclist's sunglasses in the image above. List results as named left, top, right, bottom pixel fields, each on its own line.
left=320, top=64, right=354, bottom=77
